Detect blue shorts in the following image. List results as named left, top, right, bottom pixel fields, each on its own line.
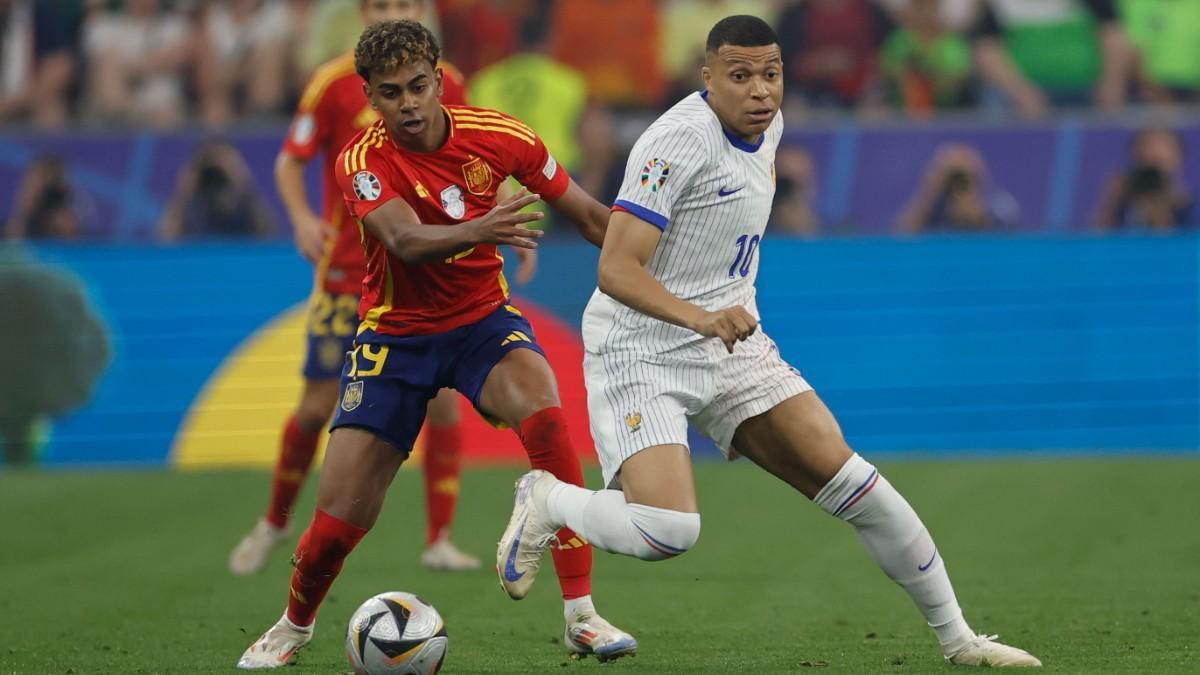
left=329, top=303, right=545, bottom=453
left=301, top=291, right=360, bottom=379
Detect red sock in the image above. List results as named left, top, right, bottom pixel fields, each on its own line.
left=517, top=407, right=592, bottom=599
left=422, top=422, right=463, bottom=545
left=285, top=509, right=368, bottom=627
left=265, top=414, right=321, bottom=529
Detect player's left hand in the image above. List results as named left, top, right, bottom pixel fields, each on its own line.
left=514, top=246, right=538, bottom=286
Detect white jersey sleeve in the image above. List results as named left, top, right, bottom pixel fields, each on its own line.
left=612, top=124, right=712, bottom=231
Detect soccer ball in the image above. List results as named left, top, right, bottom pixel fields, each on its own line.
left=345, top=592, right=448, bottom=675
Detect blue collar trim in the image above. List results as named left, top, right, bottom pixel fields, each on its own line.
left=699, top=90, right=764, bottom=153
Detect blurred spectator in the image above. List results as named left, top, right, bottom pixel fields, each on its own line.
left=661, top=0, right=777, bottom=100
left=0, top=0, right=85, bottom=128
left=435, top=0, right=519, bottom=78
left=302, top=0, right=434, bottom=75
left=1095, top=128, right=1194, bottom=232
left=777, top=0, right=893, bottom=110
left=898, top=143, right=1020, bottom=233
left=770, top=146, right=822, bottom=236
left=160, top=141, right=276, bottom=240
left=470, top=6, right=621, bottom=236
left=971, top=0, right=1134, bottom=117
left=1119, top=0, right=1200, bottom=104
left=550, top=0, right=665, bottom=107
left=82, top=0, right=193, bottom=128
left=879, top=0, right=977, bottom=115
left=5, top=155, right=89, bottom=240
left=468, top=10, right=587, bottom=174
left=195, top=0, right=305, bottom=127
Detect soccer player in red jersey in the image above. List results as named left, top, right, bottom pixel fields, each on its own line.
left=236, top=20, right=637, bottom=669
left=229, top=0, right=484, bottom=578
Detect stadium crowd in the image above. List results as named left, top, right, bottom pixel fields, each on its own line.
left=1, top=0, right=1197, bottom=237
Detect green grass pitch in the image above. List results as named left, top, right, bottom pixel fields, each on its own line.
left=2, top=458, right=1198, bottom=674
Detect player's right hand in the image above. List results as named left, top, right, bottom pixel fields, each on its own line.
left=475, top=188, right=545, bottom=249
left=691, top=306, right=758, bottom=353
left=294, top=211, right=337, bottom=263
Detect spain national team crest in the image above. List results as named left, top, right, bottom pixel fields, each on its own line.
left=441, top=185, right=466, bottom=219
left=353, top=171, right=381, bottom=201
left=461, top=156, right=493, bottom=195
left=625, top=411, right=643, bottom=434
left=341, top=380, right=364, bottom=412
left=641, top=159, right=670, bottom=192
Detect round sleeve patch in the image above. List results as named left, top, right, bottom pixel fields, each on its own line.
left=353, top=171, right=382, bottom=201
left=640, top=158, right=670, bottom=192
left=291, top=113, right=316, bottom=145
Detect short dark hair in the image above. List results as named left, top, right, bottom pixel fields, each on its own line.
left=355, top=19, right=440, bottom=82
left=705, top=15, right=778, bottom=53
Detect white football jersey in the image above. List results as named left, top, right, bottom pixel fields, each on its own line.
left=583, top=91, right=782, bottom=354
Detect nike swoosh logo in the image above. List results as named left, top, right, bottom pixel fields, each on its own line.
left=503, top=519, right=527, bottom=582
left=718, top=186, right=744, bottom=197
left=918, top=548, right=938, bottom=571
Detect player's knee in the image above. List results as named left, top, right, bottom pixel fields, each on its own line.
left=627, top=503, right=701, bottom=561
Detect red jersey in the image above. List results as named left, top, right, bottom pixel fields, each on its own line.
left=282, top=54, right=467, bottom=295
left=336, top=106, right=569, bottom=336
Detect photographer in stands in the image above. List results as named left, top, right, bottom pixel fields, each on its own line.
left=1095, top=127, right=1195, bottom=231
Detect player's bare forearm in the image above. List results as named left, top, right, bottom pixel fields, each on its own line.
left=597, top=211, right=703, bottom=329
left=599, top=253, right=706, bottom=330
left=366, top=214, right=483, bottom=265
left=599, top=211, right=757, bottom=352
left=274, top=153, right=315, bottom=222
left=549, top=179, right=608, bottom=248
left=364, top=191, right=543, bottom=264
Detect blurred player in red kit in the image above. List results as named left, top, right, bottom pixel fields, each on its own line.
left=229, top=0, right=487, bottom=577
left=236, top=19, right=638, bottom=669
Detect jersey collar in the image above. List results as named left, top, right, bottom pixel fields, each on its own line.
left=699, top=90, right=764, bottom=153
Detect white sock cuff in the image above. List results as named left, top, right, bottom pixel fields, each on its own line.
left=627, top=504, right=701, bottom=560
left=814, top=453, right=878, bottom=516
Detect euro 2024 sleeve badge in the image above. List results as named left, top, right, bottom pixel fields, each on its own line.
left=640, top=159, right=670, bottom=192
left=353, top=171, right=381, bottom=201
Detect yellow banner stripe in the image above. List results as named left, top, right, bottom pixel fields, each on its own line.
left=454, top=123, right=535, bottom=145
left=450, top=113, right=535, bottom=138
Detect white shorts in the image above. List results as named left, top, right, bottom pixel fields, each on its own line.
left=584, top=329, right=812, bottom=487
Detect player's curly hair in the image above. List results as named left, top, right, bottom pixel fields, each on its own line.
left=355, top=19, right=440, bottom=82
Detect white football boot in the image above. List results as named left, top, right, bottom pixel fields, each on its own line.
left=945, top=634, right=1042, bottom=667
left=565, top=611, right=638, bottom=663
left=421, top=537, right=482, bottom=571
left=236, top=613, right=313, bottom=669
left=496, top=470, right=560, bottom=599
left=229, top=518, right=292, bottom=576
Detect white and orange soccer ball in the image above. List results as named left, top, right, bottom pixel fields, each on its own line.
left=345, top=592, right=448, bottom=675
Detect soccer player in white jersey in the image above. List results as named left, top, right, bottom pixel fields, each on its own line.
left=497, top=15, right=1042, bottom=668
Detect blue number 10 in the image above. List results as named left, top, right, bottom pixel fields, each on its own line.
left=728, top=234, right=760, bottom=278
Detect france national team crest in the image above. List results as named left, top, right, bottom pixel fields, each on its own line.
left=461, top=156, right=493, bottom=195
left=640, top=159, right=670, bottom=192
left=353, top=171, right=381, bottom=201
left=625, top=411, right=643, bottom=433
left=341, top=380, right=363, bottom=412
left=441, top=185, right=466, bottom=219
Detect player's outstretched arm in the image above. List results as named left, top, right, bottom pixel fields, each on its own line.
left=362, top=189, right=545, bottom=264
left=598, top=211, right=757, bottom=353
left=546, top=178, right=609, bottom=248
